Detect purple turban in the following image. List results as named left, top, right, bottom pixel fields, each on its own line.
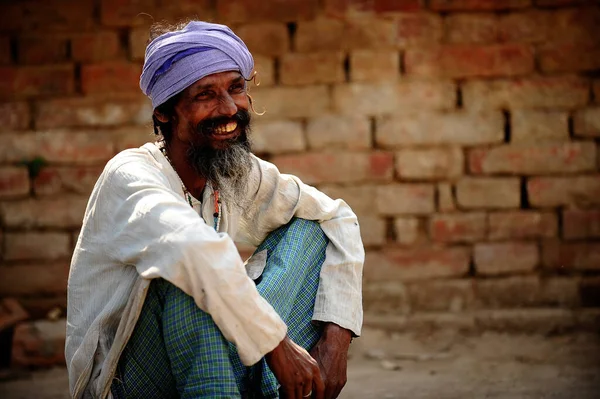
left=140, top=21, right=254, bottom=109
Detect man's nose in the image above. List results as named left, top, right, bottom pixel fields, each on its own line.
left=217, top=93, right=237, bottom=117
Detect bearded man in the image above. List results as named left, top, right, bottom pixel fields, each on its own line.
left=66, top=20, right=364, bottom=399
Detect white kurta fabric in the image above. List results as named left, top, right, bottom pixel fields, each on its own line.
left=66, top=142, right=364, bottom=398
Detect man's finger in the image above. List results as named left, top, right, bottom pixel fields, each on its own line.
left=313, top=368, right=325, bottom=399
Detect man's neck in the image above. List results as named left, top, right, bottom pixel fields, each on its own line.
left=164, top=138, right=207, bottom=200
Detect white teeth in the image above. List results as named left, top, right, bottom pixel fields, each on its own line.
left=214, top=121, right=237, bottom=134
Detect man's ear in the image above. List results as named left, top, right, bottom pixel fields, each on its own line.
left=153, top=109, right=170, bottom=123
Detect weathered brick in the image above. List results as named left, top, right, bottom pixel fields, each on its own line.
left=511, top=110, right=569, bottom=142
left=251, top=120, right=306, bottom=154
left=217, top=0, right=318, bottom=23
left=0, top=102, right=30, bottom=131
left=437, top=183, right=456, bottom=212
left=18, top=36, right=68, bottom=64
left=295, top=19, right=344, bottom=53
left=280, top=52, right=344, bottom=86
left=81, top=62, right=141, bottom=94
left=430, top=213, right=486, bottom=243
left=549, top=6, right=600, bottom=44
left=36, top=95, right=151, bottom=129
left=72, top=31, right=122, bottom=62
left=395, top=13, right=443, bottom=47
left=363, top=280, right=410, bottom=315
left=33, top=166, right=103, bottom=196
left=1, top=196, right=87, bottom=228
left=0, top=264, right=68, bottom=297
left=476, top=276, right=540, bottom=308
left=462, top=76, right=589, bottom=110
left=536, top=0, right=592, bottom=6
left=0, top=167, right=30, bottom=199
left=563, top=210, right=600, bottom=239
left=4, top=232, right=71, bottom=261
left=376, top=184, right=435, bottom=215
left=129, top=28, right=148, bottom=61
left=475, top=242, right=539, bottom=275
left=574, top=107, right=600, bottom=137
left=306, top=115, right=371, bottom=150
left=580, top=277, right=600, bottom=307
left=489, top=211, right=557, bottom=240
left=272, top=152, right=393, bottom=185
left=342, top=18, right=397, bottom=50
left=0, top=132, right=36, bottom=163
left=12, top=318, right=67, bottom=367
left=456, top=177, right=520, bottom=209
left=405, top=44, right=534, bottom=78
left=0, top=36, right=11, bottom=65
left=114, top=126, right=155, bottom=151
left=498, top=11, right=551, bottom=43
left=469, top=142, right=596, bottom=175
left=357, top=215, right=386, bottom=246
left=365, top=247, right=470, bottom=282
left=100, top=0, right=156, bottom=27
left=538, top=277, right=580, bottom=308
left=250, top=86, right=330, bottom=118
left=252, top=55, right=275, bottom=87
left=0, top=65, right=74, bottom=99
left=0, top=0, right=95, bottom=31
left=430, top=0, right=531, bottom=10
left=528, top=176, right=600, bottom=207
left=334, top=81, right=455, bottom=116
left=407, top=279, right=475, bottom=312
left=32, top=130, right=115, bottom=165
left=396, top=147, right=463, bottom=180
left=477, top=308, right=576, bottom=333
left=236, top=23, right=289, bottom=56
left=318, top=184, right=376, bottom=215
left=594, top=80, right=600, bottom=103
left=445, top=13, right=498, bottom=44
left=543, top=241, right=600, bottom=271
left=540, top=42, right=600, bottom=73
left=157, top=0, right=216, bottom=22
left=394, top=217, right=424, bottom=245
left=350, top=50, right=399, bottom=82
left=324, top=0, right=425, bottom=16
left=377, top=111, right=503, bottom=147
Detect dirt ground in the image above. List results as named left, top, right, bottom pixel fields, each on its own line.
left=1, top=327, right=599, bottom=399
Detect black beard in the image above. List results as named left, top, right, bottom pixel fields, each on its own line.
left=186, top=110, right=253, bottom=208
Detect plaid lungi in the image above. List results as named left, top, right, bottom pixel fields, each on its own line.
left=111, top=218, right=328, bottom=398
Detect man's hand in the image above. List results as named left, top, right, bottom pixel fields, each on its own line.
left=309, top=323, right=352, bottom=399
left=266, top=336, right=324, bottom=399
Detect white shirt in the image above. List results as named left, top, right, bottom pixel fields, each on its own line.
left=66, top=142, right=364, bottom=398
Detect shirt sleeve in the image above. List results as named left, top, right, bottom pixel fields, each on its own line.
left=102, top=158, right=287, bottom=366
left=236, top=156, right=364, bottom=336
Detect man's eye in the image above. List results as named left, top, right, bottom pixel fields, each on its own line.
left=196, top=91, right=212, bottom=99
left=230, top=84, right=245, bottom=93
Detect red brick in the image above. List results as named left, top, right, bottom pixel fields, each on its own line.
left=430, top=0, right=531, bottom=10
left=129, top=28, right=148, bottom=61
left=0, top=132, right=36, bottom=163
left=475, top=242, right=539, bottom=275
left=543, top=241, right=600, bottom=271
left=595, top=80, right=600, bottom=103
left=35, top=95, right=151, bottom=129
left=489, top=211, right=557, bottom=240
left=476, top=276, right=540, bottom=308
left=0, top=264, right=68, bottom=296
left=430, top=213, right=486, bottom=243
left=394, top=217, right=424, bottom=245
left=357, top=215, right=387, bottom=246
left=114, top=126, right=155, bottom=152
left=295, top=19, right=344, bottom=53
left=280, top=52, right=344, bottom=86
left=0, top=37, right=11, bottom=65
left=538, top=277, right=580, bottom=307
left=251, top=86, right=330, bottom=119
left=37, top=130, right=115, bottom=165
left=100, top=0, right=156, bottom=27
left=498, top=11, right=551, bottom=43
left=324, top=0, right=425, bottom=15
left=437, top=183, right=456, bottom=212
left=12, top=319, right=66, bottom=367
left=405, top=44, right=534, bottom=78
left=377, top=111, right=503, bottom=147
left=350, top=50, right=400, bottom=82
left=0, top=167, right=30, bottom=199
left=318, top=184, right=376, bottom=215
left=0, top=0, right=95, bottom=31
left=217, top=0, right=319, bottom=23
left=407, top=279, right=475, bottom=312
left=252, top=55, right=275, bottom=87
left=574, top=107, right=600, bottom=137
left=0, top=65, right=74, bottom=99
left=81, top=62, right=141, bottom=95
left=17, top=36, right=68, bottom=64
left=33, top=166, right=103, bottom=196
left=306, top=115, right=371, bottom=150
left=0, top=102, right=30, bottom=131
left=4, top=232, right=71, bottom=261
left=549, top=6, right=600, bottom=44
left=72, top=32, right=122, bottom=62
left=396, top=147, right=463, bottom=180
left=272, top=152, right=393, bottom=185
left=580, top=277, right=600, bottom=307
left=540, top=42, right=600, bottom=73
left=462, top=76, right=590, bottom=110
left=376, top=184, right=435, bottom=215
left=395, top=13, right=443, bottom=47
left=562, top=210, right=600, bottom=239
left=536, top=0, right=592, bottom=5
left=0, top=196, right=87, bottom=228
left=469, top=142, right=596, bottom=175
left=511, top=110, right=569, bottom=142
left=365, top=247, right=470, bottom=282
left=157, top=0, right=215, bottom=22
left=528, top=176, right=600, bottom=207
left=445, top=13, right=499, bottom=44
left=251, top=120, right=306, bottom=154
left=236, top=23, right=289, bottom=56
left=456, top=177, right=520, bottom=209
left=334, top=81, right=455, bottom=116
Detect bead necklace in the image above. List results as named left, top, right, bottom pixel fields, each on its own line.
left=158, top=141, right=221, bottom=231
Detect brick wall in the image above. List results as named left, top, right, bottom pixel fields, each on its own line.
left=1, top=0, right=599, bottom=325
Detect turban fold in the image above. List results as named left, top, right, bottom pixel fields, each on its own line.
left=140, top=21, right=254, bottom=109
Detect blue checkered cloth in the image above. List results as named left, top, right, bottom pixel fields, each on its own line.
left=111, top=218, right=328, bottom=398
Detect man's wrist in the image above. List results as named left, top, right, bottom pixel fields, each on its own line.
left=321, top=322, right=352, bottom=348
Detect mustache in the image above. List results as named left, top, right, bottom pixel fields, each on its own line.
left=196, top=110, right=251, bottom=136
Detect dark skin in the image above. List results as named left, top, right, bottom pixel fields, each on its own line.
left=155, top=70, right=353, bottom=398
